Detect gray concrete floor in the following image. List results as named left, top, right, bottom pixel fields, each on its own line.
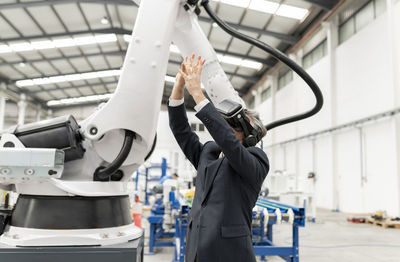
left=143, top=209, right=400, bottom=262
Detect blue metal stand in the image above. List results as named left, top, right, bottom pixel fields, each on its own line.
left=173, top=205, right=189, bottom=262
left=252, top=198, right=304, bottom=262
left=135, top=158, right=169, bottom=205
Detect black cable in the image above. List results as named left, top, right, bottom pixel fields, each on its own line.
left=201, top=0, right=324, bottom=131
left=94, top=130, right=135, bottom=180
left=145, top=133, right=157, bottom=161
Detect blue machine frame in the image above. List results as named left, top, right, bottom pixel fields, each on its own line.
left=135, top=158, right=169, bottom=205
left=149, top=196, right=305, bottom=262
left=252, top=198, right=306, bottom=262
left=147, top=189, right=189, bottom=262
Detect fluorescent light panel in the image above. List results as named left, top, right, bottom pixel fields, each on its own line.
left=47, top=93, right=113, bottom=106
left=16, top=69, right=176, bottom=87
left=276, top=4, right=309, bottom=20
left=213, top=0, right=308, bottom=20
left=0, top=34, right=117, bottom=54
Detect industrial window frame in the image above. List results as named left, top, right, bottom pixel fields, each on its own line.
left=277, top=71, right=293, bottom=91
left=302, top=39, right=328, bottom=69
left=261, top=87, right=271, bottom=102
left=339, top=0, right=387, bottom=44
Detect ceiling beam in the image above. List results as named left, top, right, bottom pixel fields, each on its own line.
left=17, top=63, right=257, bottom=93
left=301, top=0, right=338, bottom=11
left=0, top=0, right=297, bottom=44
left=197, top=17, right=299, bottom=45
left=5, top=47, right=274, bottom=67
left=0, top=0, right=134, bottom=10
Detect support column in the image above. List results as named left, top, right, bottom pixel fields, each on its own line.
left=289, top=51, right=303, bottom=189
left=46, top=109, right=53, bottom=120
left=17, top=94, right=27, bottom=126
left=323, top=18, right=339, bottom=211
left=36, top=105, right=42, bottom=122
left=270, top=74, right=278, bottom=171
left=387, top=0, right=400, bottom=215
left=253, top=88, right=262, bottom=109
left=0, top=90, right=6, bottom=131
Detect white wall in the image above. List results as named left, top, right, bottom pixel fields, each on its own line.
left=256, top=6, right=400, bottom=215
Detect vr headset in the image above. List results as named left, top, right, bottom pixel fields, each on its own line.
left=216, top=99, right=260, bottom=147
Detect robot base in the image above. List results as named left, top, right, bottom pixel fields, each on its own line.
left=0, top=236, right=144, bottom=262
left=1, top=194, right=142, bottom=245
left=0, top=194, right=144, bottom=261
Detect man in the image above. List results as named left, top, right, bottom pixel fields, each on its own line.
left=168, top=55, right=269, bottom=262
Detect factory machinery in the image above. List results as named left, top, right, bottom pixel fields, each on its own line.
left=0, top=0, right=322, bottom=260
left=134, top=158, right=169, bottom=205
left=148, top=182, right=191, bottom=262
left=148, top=188, right=305, bottom=262
left=252, top=198, right=305, bottom=262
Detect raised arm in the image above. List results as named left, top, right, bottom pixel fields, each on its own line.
left=168, top=62, right=203, bottom=169
left=180, top=55, right=269, bottom=189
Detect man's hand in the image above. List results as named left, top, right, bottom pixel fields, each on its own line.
left=170, top=63, right=186, bottom=100
left=179, top=54, right=206, bottom=105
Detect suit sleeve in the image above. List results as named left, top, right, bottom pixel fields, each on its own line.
left=196, top=103, right=269, bottom=190
left=168, top=102, right=203, bottom=170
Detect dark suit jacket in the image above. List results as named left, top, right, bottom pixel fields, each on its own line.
left=168, top=102, right=269, bottom=262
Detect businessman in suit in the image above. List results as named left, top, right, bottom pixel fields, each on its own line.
left=168, top=55, right=269, bottom=262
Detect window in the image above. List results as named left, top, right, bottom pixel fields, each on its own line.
left=198, top=123, right=205, bottom=132
left=339, top=0, right=386, bottom=44
left=261, top=87, right=271, bottom=102
left=190, top=123, right=197, bottom=131
left=278, top=71, right=293, bottom=91
left=339, top=18, right=355, bottom=43
left=375, top=0, right=386, bottom=16
left=355, top=1, right=374, bottom=32
left=302, top=39, right=327, bottom=69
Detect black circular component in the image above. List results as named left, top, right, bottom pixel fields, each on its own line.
left=94, top=130, right=135, bottom=181
left=93, top=166, right=109, bottom=181
left=11, top=195, right=133, bottom=229
left=145, top=134, right=157, bottom=161
left=3, top=142, right=15, bottom=148
left=89, top=127, right=98, bottom=135
left=48, top=170, right=57, bottom=176
left=111, top=170, right=124, bottom=181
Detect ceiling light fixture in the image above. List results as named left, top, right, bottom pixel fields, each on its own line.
left=101, top=17, right=109, bottom=25
left=47, top=93, right=113, bottom=107
left=213, top=0, right=308, bottom=20
left=0, top=34, right=118, bottom=54
left=15, top=69, right=176, bottom=87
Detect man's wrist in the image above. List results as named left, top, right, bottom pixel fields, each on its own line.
left=170, top=87, right=184, bottom=100
left=192, top=92, right=206, bottom=104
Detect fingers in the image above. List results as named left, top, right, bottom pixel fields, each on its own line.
left=183, top=55, right=206, bottom=74
left=195, top=56, right=201, bottom=67
left=178, top=69, right=187, bottom=79
left=189, top=54, right=195, bottom=67
left=181, top=62, right=188, bottom=74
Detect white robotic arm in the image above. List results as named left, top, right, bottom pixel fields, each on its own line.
left=0, top=0, right=241, bottom=198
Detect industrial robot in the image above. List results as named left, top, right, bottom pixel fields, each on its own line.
left=0, top=0, right=323, bottom=261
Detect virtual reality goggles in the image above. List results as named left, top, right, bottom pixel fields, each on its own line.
left=216, top=99, right=260, bottom=147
